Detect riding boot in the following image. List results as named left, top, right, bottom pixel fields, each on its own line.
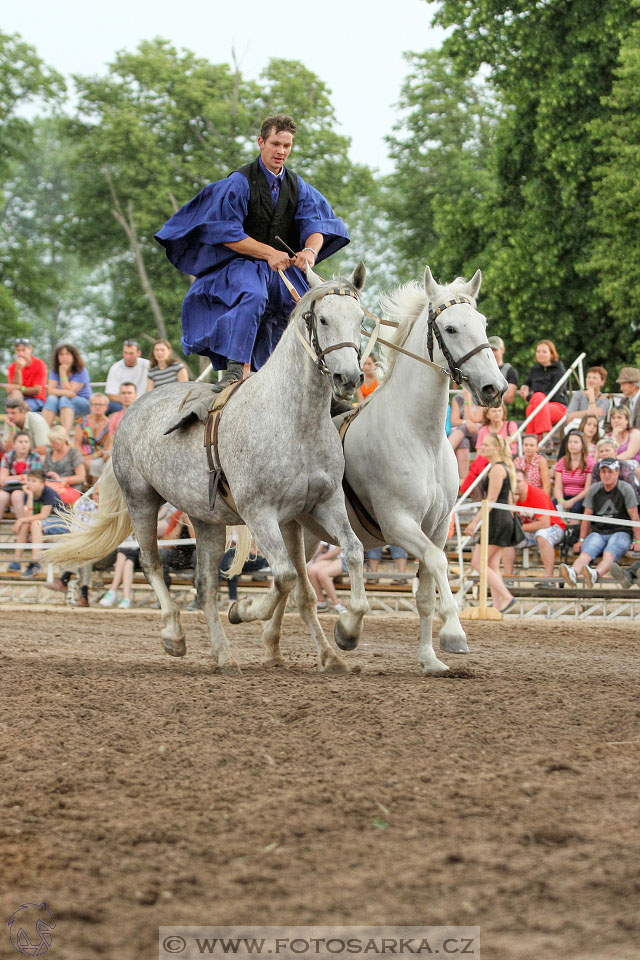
left=211, top=361, right=245, bottom=394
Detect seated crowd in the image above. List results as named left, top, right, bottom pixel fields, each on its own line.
left=454, top=337, right=640, bottom=592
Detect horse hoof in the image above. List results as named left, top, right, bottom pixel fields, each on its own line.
left=322, top=657, right=350, bottom=675
left=439, top=635, right=469, bottom=654
left=421, top=664, right=450, bottom=677
left=334, top=619, right=359, bottom=651
left=227, top=601, right=242, bottom=625
left=162, top=637, right=186, bottom=658
left=217, top=663, right=242, bottom=677
left=263, top=657, right=286, bottom=669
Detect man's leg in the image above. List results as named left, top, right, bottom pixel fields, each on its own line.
left=595, top=532, right=632, bottom=578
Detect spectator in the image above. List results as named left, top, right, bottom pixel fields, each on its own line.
left=99, top=534, right=140, bottom=609
left=475, top=403, right=518, bottom=454
left=103, top=383, right=137, bottom=459
left=0, top=431, right=41, bottom=523
left=42, top=344, right=92, bottom=433
left=356, top=356, right=379, bottom=404
left=561, top=458, right=640, bottom=587
left=592, top=438, right=640, bottom=501
left=159, top=510, right=196, bottom=596
left=464, top=435, right=520, bottom=613
left=307, top=543, right=347, bottom=614
left=0, top=397, right=50, bottom=457
left=9, top=468, right=67, bottom=578
left=565, top=366, right=610, bottom=428
left=42, top=426, right=86, bottom=491
left=553, top=431, right=594, bottom=517
left=577, top=413, right=601, bottom=459
left=608, top=406, right=640, bottom=467
left=449, top=386, right=481, bottom=479
left=104, top=339, right=149, bottom=414
left=520, top=339, right=567, bottom=439
left=615, top=367, right=640, bottom=430
left=514, top=435, right=551, bottom=496
left=1, top=337, right=47, bottom=412
left=74, top=393, right=110, bottom=479
left=511, top=468, right=566, bottom=577
left=146, top=338, right=189, bottom=391
left=45, top=489, right=99, bottom=606
left=365, top=545, right=409, bottom=584
left=219, top=538, right=270, bottom=606
left=488, top=336, right=518, bottom=405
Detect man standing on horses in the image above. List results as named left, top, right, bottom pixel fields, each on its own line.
left=155, top=115, right=350, bottom=392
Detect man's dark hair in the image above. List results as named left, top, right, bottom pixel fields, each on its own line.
left=13, top=431, right=30, bottom=442
left=260, top=115, right=297, bottom=140
left=516, top=468, right=527, bottom=479
left=120, top=381, right=137, bottom=391
left=27, top=468, right=45, bottom=482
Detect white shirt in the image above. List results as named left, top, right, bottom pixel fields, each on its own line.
left=105, top=358, right=150, bottom=398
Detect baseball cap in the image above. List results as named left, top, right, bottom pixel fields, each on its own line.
left=488, top=336, right=504, bottom=350
left=600, top=457, right=620, bottom=470
left=616, top=367, right=640, bottom=384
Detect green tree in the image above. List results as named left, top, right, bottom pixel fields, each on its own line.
left=431, top=0, right=640, bottom=375
left=587, top=16, right=640, bottom=365
left=384, top=49, right=497, bottom=284
left=0, top=33, right=65, bottom=342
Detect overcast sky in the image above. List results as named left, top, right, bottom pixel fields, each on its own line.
left=4, top=0, right=446, bottom=174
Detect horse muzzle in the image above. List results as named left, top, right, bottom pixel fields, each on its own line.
left=472, top=376, right=508, bottom=408
left=331, top=370, right=364, bottom=400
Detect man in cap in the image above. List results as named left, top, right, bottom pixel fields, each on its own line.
left=1, top=338, right=47, bottom=412
left=488, top=336, right=518, bottom=405
left=615, top=367, right=640, bottom=430
left=561, top=457, right=640, bottom=587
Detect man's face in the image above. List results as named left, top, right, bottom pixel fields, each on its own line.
left=515, top=475, right=527, bottom=499
left=491, top=346, right=504, bottom=365
left=600, top=466, right=619, bottom=491
left=122, top=345, right=140, bottom=367
left=6, top=407, right=26, bottom=428
left=258, top=128, right=294, bottom=174
left=597, top=444, right=616, bottom=461
left=619, top=380, right=638, bottom=397
left=24, top=476, right=44, bottom=496
left=14, top=344, right=33, bottom=363
left=120, top=386, right=137, bottom=408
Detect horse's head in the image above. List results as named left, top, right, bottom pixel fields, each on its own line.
left=423, top=266, right=507, bottom=407
left=298, top=262, right=366, bottom=399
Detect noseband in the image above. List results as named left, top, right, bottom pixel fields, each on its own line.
left=300, top=285, right=361, bottom=376
left=427, top=296, right=492, bottom=384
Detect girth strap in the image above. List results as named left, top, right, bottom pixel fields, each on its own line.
left=204, top=379, right=245, bottom=514
left=338, top=410, right=385, bottom=541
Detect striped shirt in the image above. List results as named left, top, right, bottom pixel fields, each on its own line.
left=147, top=362, right=185, bottom=388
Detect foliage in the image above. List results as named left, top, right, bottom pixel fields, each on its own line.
left=587, top=15, right=640, bottom=366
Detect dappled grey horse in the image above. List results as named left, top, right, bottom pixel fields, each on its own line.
left=47, top=264, right=370, bottom=673
left=259, top=266, right=508, bottom=674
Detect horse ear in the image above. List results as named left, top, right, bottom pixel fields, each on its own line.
left=305, top=263, right=324, bottom=288
left=466, top=268, right=482, bottom=299
left=349, top=261, right=366, bottom=291
left=423, top=265, right=439, bottom=300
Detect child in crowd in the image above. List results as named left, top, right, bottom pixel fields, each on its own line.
left=9, top=469, right=67, bottom=577
left=0, top=431, right=42, bottom=522
left=356, top=356, right=379, bottom=404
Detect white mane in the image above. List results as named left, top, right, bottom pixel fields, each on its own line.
left=377, top=277, right=477, bottom=385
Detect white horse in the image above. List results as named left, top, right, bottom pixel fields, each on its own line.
left=259, top=266, right=507, bottom=674
left=47, top=264, right=370, bottom=674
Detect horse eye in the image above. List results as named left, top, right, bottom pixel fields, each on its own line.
left=445, top=325, right=456, bottom=335
left=319, top=316, right=328, bottom=326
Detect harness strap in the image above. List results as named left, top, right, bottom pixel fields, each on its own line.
left=338, top=410, right=385, bottom=541
left=203, top=379, right=245, bottom=514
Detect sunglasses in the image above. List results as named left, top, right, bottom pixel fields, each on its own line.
left=123, top=339, right=140, bottom=347
left=14, top=338, right=32, bottom=346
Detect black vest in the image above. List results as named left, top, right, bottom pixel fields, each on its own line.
left=234, top=158, right=300, bottom=253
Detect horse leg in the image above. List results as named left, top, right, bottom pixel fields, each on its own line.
left=126, top=490, right=186, bottom=658
left=309, top=494, right=368, bottom=652
left=415, top=558, right=450, bottom=675
left=190, top=519, right=238, bottom=672
left=281, top=521, right=348, bottom=673
left=260, top=533, right=320, bottom=667
left=227, top=513, right=296, bottom=625
left=428, top=519, right=469, bottom=655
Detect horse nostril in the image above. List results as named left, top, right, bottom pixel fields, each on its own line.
left=357, top=372, right=364, bottom=388
left=481, top=385, right=499, bottom=405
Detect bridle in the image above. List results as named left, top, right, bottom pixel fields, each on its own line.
left=297, top=284, right=362, bottom=376
left=426, top=295, right=492, bottom=384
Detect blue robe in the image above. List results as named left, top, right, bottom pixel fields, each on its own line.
left=155, top=165, right=350, bottom=370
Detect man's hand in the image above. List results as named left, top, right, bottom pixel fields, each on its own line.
left=633, top=541, right=640, bottom=553
left=14, top=356, right=27, bottom=371
left=292, top=249, right=317, bottom=271
left=520, top=385, right=530, bottom=400
left=266, top=248, right=294, bottom=271
left=573, top=541, right=582, bottom=554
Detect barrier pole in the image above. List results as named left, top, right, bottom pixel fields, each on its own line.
left=460, top=499, right=502, bottom=621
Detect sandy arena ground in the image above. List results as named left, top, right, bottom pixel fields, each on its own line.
left=1, top=609, right=639, bottom=960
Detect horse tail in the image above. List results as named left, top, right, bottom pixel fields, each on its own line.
left=224, top=525, right=252, bottom=579
left=45, top=460, right=133, bottom=568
